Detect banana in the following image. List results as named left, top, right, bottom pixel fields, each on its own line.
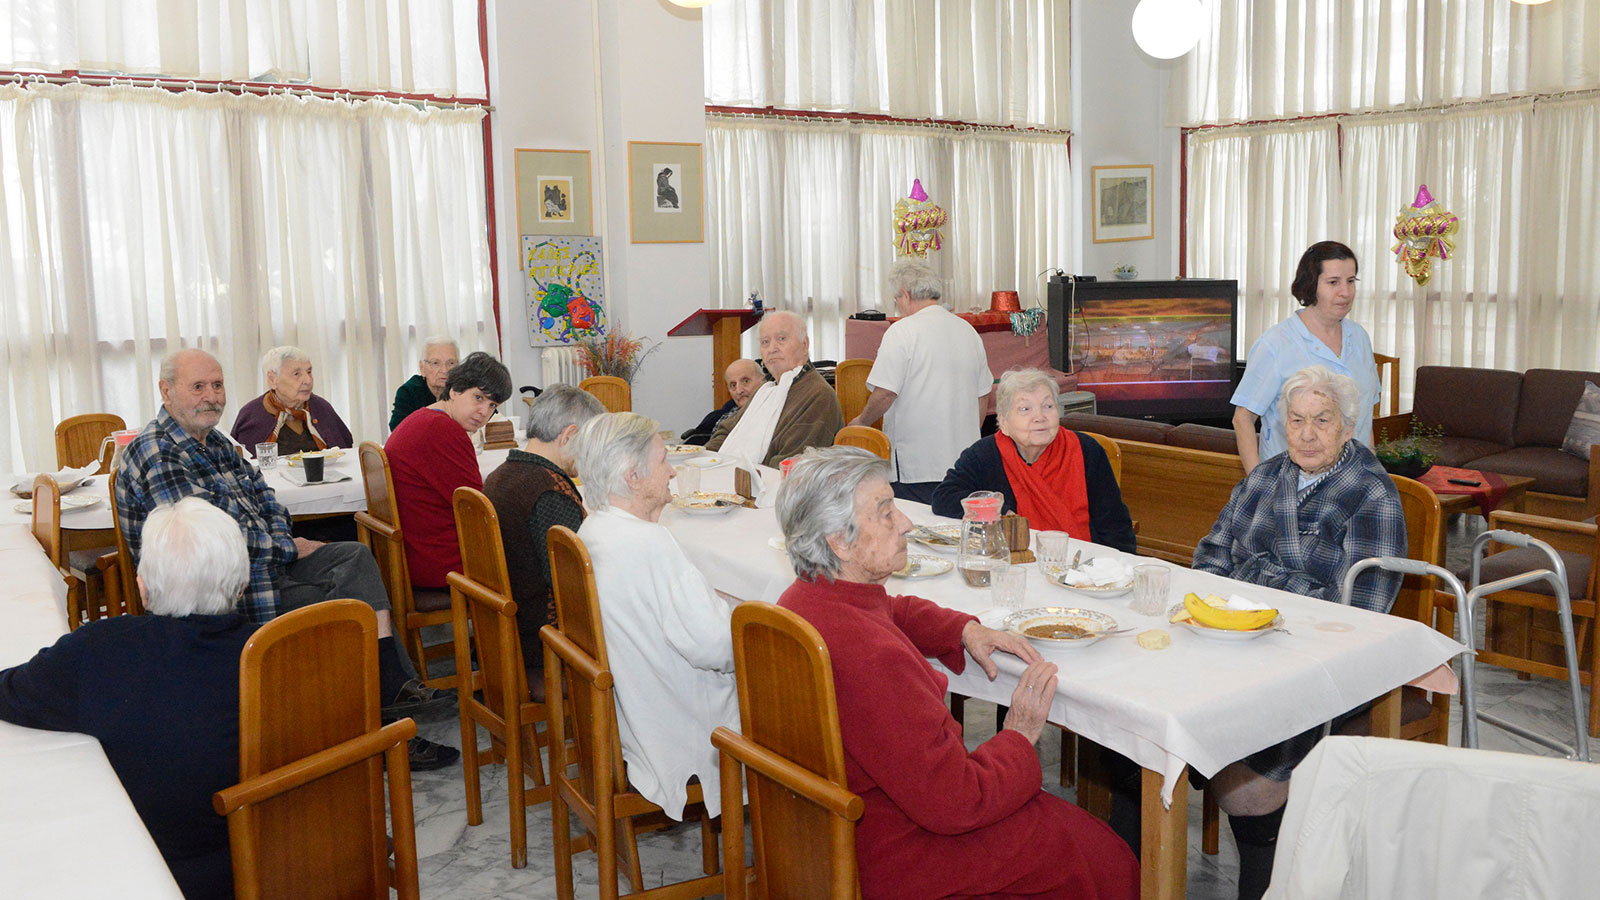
left=1182, top=592, right=1277, bottom=631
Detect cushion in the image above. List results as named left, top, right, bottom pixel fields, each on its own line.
left=1060, top=413, right=1172, bottom=445
left=1434, top=436, right=1513, bottom=469
left=1467, top=546, right=1591, bottom=603
left=1167, top=423, right=1240, bottom=455
left=1411, top=365, right=1523, bottom=446
left=1466, top=446, right=1592, bottom=498
left=411, top=587, right=453, bottom=613
left=1559, top=380, right=1600, bottom=461
left=1515, top=369, right=1600, bottom=448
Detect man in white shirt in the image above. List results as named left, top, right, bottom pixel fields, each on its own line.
left=572, top=411, right=739, bottom=821
left=849, top=260, right=991, bottom=503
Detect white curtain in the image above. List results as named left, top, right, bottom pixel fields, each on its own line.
left=704, top=0, right=1070, bottom=129
left=0, top=82, right=495, bottom=472
left=0, top=0, right=486, bottom=98
left=705, top=115, right=1072, bottom=361
left=1520, top=95, right=1600, bottom=372
left=1172, top=0, right=1600, bottom=126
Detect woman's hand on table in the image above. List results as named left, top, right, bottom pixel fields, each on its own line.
left=1003, top=660, right=1059, bottom=744
left=960, top=619, right=1042, bottom=679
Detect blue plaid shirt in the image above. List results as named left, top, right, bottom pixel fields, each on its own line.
left=115, top=408, right=297, bottom=623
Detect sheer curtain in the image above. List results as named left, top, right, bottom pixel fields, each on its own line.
left=0, top=83, right=494, bottom=472
left=0, top=0, right=486, bottom=97
left=1520, top=96, right=1600, bottom=372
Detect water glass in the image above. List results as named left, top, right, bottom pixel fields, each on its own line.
left=254, top=442, right=278, bottom=469
left=990, top=563, right=1028, bottom=611
left=1131, top=563, right=1170, bottom=616
left=1036, top=531, right=1071, bottom=578
left=674, top=464, right=702, bottom=495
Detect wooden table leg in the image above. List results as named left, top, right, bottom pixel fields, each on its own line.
left=1369, top=687, right=1403, bottom=739
left=1142, top=765, right=1188, bottom=900
left=1076, top=741, right=1111, bottom=822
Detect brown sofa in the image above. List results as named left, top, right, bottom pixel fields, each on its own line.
left=1374, top=366, right=1600, bottom=520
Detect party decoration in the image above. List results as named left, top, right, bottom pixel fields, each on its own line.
left=891, top=178, right=947, bottom=258
left=524, top=234, right=606, bottom=346
left=1391, top=184, right=1460, bottom=286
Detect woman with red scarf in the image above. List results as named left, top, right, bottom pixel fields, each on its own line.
left=229, top=346, right=354, bottom=455
left=932, top=368, right=1135, bottom=552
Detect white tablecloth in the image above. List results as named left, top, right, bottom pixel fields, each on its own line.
left=665, top=463, right=1468, bottom=806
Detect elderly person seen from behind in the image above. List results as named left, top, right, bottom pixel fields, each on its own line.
left=1191, top=364, right=1406, bottom=900
left=932, top=368, right=1135, bottom=552
left=230, top=345, right=354, bottom=455
left=390, top=335, right=460, bottom=431
left=572, top=412, right=739, bottom=821
left=777, top=447, right=1138, bottom=900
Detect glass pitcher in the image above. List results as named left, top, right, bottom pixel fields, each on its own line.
left=956, top=491, right=1010, bottom=588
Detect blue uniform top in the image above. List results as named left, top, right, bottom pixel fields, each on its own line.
left=1231, top=311, right=1379, bottom=461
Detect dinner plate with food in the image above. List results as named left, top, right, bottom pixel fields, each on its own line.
left=13, top=493, right=102, bottom=514
left=909, top=523, right=960, bottom=553
left=665, top=444, right=704, bottom=458
left=1168, top=592, right=1284, bottom=641
left=892, top=553, right=954, bottom=578
left=1046, top=557, right=1134, bottom=598
left=1004, top=607, right=1120, bottom=649
left=670, top=491, right=746, bottom=515
left=285, top=449, right=346, bottom=466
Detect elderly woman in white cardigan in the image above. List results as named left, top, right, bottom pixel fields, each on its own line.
left=571, top=411, right=740, bottom=820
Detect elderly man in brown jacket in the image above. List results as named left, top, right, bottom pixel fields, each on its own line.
left=706, top=310, right=844, bottom=468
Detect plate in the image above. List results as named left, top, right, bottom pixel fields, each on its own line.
left=1168, top=605, right=1282, bottom=642
left=665, top=444, right=703, bottom=458
left=1047, top=570, right=1134, bottom=598
left=892, top=554, right=954, bottom=578
left=285, top=449, right=346, bottom=466
left=682, top=456, right=725, bottom=468
left=9, top=476, right=90, bottom=498
left=1004, top=607, right=1119, bottom=649
left=672, top=491, right=745, bottom=515
left=13, top=494, right=102, bottom=514
left=909, top=523, right=960, bottom=552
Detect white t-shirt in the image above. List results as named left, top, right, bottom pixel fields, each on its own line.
left=866, top=304, right=992, bottom=483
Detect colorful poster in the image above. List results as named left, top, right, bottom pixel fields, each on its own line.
left=524, top=234, right=605, bottom=346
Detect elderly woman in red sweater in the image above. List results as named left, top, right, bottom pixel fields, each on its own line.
left=775, top=447, right=1138, bottom=900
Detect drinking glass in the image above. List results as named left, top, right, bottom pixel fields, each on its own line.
left=674, top=464, right=702, bottom=496
left=990, top=563, right=1028, bottom=611
left=1131, top=563, right=1170, bottom=616
left=254, top=442, right=278, bottom=469
left=1036, top=531, right=1071, bottom=579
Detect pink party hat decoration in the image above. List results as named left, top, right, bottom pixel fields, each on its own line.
left=909, top=179, right=929, bottom=202
left=1412, top=184, right=1435, bottom=208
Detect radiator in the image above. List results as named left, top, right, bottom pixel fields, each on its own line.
left=542, top=346, right=585, bottom=387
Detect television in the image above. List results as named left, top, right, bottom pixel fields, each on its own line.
left=1047, top=276, right=1238, bottom=420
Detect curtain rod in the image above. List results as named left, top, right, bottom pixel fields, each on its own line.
left=705, top=104, right=1071, bottom=137
left=0, top=70, right=492, bottom=112
left=1181, top=85, right=1600, bottom=134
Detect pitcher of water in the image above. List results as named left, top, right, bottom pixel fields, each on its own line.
left=96, top=429, right=139, bottom=473
left=956, top=491, right=1010, bottom=588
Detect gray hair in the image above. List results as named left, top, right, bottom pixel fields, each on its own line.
left=995, top=368, right=1059, bottom=419
left=573, top=412, right=661, bottom=510
left=887, top=260, right=944, bottom=305
left=776, top=447, right=891, bottom=581
left=158, top=348, right=216, bottom=386
left=137, top=496, right=249, bottom=616
left=1281, top=365, right=1362, bottom=432
left=260, top=345, right=310, bottom=377
left=759, top=309, right=808, bottom=342
left=526, top=383, right=605, bottom=441
left=421, top=335, right=459, bottom=359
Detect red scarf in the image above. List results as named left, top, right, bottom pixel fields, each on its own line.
left=262, top=392, right=327, bottom=450
left=996, top=428, right=1091, bottom=540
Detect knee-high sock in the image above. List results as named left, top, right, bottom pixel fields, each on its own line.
left=1229, top=805, right=1285, bottom=900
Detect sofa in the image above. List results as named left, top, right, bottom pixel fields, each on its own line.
left=1374, top=366, right=1600, bottom=520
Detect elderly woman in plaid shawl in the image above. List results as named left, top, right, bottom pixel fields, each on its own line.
left=1191, top=364, right=1406, bottom=900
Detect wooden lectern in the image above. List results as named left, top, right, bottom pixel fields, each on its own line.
left=667, top=308, right=764, bottom=406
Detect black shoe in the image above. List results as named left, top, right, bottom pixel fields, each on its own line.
left=381, top=678, right=454, bottom=718
left=407, top=737, right=461, bottom=772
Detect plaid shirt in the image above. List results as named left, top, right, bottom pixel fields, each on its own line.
left=116, top=408, right=297, bottom=623
left=1192, top=441, right=1406, bottom=614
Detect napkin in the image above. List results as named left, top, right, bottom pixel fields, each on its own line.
left=1222, top=593, right=1272, bottom=611
left=12, top=463, right=98, bottom=493
left=1061, top=557, right=1132, bottom=587
left=732, top=461, right=784, bottom=509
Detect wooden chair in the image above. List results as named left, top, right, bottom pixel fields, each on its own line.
left=833, top=425, right=890, bottom=461
left=581, top=376, right=632, bottom=413
left=449, top=487, right=550, bottom=868
left=212, top=599, right=420, bottom=900
left=353, top=441, right=455, bottom=687
left=542, top=525, right=721, bottom=900
left=832, top=359, right=878, bottom=428
left=1373, top=353, right=1400, bottom=419
left=30, top=474, right=91, bottom=627
left=55, top=413, right=126, bottom=474
left=1084, top=431, right=1122, bottom=483
left=715, top=602, right=863, bottom=900
left=91, top=468, right=144, bottom=621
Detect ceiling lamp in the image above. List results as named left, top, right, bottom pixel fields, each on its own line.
left=1131, top=0, right=1206, bottom=60
left=667, top=0, right=717, bottom=8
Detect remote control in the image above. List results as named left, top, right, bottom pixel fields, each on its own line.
left=1447, top=478, right=1482, bottom=486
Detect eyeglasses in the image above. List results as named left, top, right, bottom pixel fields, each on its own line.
left=423, top=358, right=459, bottom=369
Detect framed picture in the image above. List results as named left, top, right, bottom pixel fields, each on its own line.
left=524, top=234, right=605, bottom=347
left=1091, top=164, right=1154, bottom=243
left=515, top=149, right=592, bottom=241
left=628, top=141, right=704, bottom=243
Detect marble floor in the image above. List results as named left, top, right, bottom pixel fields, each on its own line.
left=402, top=514, right=1595, bottom=900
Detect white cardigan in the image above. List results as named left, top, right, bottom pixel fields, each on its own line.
left=578, top=506, right=739, bottom=819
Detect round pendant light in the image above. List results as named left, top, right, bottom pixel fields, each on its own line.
left=667, top=0, right=717, bottom=8
left=1131, top=0, right=1206, bottom=60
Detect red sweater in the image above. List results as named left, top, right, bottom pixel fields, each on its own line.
left=384, top=408, right=481, bottom=588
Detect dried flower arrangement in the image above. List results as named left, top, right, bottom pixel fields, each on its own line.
left=575, top=331, right=660, bottom=384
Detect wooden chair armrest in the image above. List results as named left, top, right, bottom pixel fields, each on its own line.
left=353, top=511, right=399, bottom=542
left=1486, top=510, right=1598, bottom=557
left=213, top=719, right=416, bottom=815
left=539, top=624, right=612, bottom=689
left=710, top=727, right=863, bottom=821
left=95, top=551, right=120, bottom=573
left=1373, top=412, right=1414, bottom=442
left=1587, top=447, right=1599, bottom=520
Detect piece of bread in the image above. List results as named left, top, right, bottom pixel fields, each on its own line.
left=1136, top=629, right=1171, bottom=651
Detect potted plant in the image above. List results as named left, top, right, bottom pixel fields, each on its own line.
left=575, top=331, right=659, bottom=384
left=1375, top=423, right=1442, bottom=479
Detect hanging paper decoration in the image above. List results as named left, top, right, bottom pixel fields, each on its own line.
left=1391, top=184, right=1460, bottom=286
left=892, top=178, right=948, bottom=258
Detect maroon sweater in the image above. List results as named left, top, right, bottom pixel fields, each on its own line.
left=384, top=409, right=480, bottom=588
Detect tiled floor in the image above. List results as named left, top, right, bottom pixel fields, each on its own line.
left=403, top=514, right=1594, bottom=900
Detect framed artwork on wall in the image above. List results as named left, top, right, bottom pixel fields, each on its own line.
left=515, top=149, right=592, bottom=242
left=1091, top=164, right=1154, bottom=243
left=628, top=140, right=704, bottom=243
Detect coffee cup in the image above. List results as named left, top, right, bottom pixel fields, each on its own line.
left=302, top=453, right=326, bottom=483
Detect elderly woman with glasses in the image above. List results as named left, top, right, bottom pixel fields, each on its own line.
left=932, top=368, right=1135, bottom=553
left=390, top=336, right=461, bottom=431
left=230, top=345, right=354, bottom=455
left=1191, top=364, right=1406, bottom=900
left=777, top=447, right=1138, bottom=900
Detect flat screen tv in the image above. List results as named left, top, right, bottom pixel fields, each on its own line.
left=1046, top=276, right=1238, bottom=420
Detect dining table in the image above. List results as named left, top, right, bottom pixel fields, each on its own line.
left=662, top=459, right=1468, bottom=900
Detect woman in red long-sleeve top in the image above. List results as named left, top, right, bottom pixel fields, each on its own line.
left=775, top=447, right=1138, bottom=900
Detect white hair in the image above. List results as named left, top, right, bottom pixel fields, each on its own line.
left=887, top=259, right=945, bottom=305
left=260, top=345, right=310, bottom=377
left=573, top=412, right=660, bottom=510
left=138, top=497, right=249, bottom=616
left=526, top=383, right=605, bottom=442
left=995, top=368, right=1060, bottom=419
left=421, top=335, right=459, bottom=359
left=759, top=310, right=808, bottom=343
left=1281, top=365, right=1362, bottom=432
left=776, top=447, right=891, bottom=581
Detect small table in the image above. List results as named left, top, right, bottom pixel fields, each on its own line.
left=1429, top=473, right=1535, bottom=561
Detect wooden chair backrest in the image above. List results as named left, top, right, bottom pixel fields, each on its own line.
left=723, top=602, right=860, bottom=900
left=1373, top=353, right=1401, bottom=419
left=354, top=441, right=415, bottom=607
left=31, top=474, right=63, bottom=569
left=451, top=487, right=522, bottom=715
left=832, top=359, right=875, bottom=427
left=1083, top=431, right=1122, bottom=485
left=580, top=376, right=632, bottom=413
left=55, top=413, right=126, bottom=474
left=357, top=441, right=400, bottom=528
left=833, top=425, right=890, bottom=461
left=225, top=599, right=415, bottom=899
left=105, top=469, right=144, bottom=617
left=545, top=525, right=626, bottom=806
left=1390, top=474, right=1443, bottom=627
